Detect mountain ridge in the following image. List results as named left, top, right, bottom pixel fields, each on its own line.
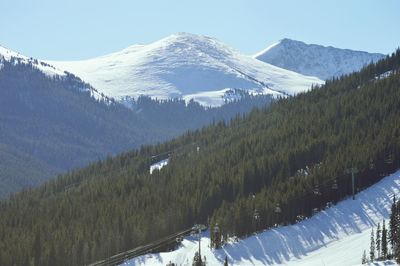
left=254, top=38, right=385, bottom=80
left=48, top=33, right=322, bottom=107
left=0, top=44, right=67, bottom=77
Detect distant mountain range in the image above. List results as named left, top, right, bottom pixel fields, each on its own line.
left=254, top=38, right=385, bottom=80
left=0, top=34, right=387, bottom=196
left=48, top=33, right=322, bottom=107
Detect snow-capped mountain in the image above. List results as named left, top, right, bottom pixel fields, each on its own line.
left=48, top=33, right=323, bottom=107
left=0, top=45, right=66, bottom=77
left=123, top=170, right=400, bottom=266
left=254, top=38, right=385, bottom=80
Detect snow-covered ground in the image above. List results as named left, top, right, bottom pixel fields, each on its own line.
left=122, top=170, right=400, bottom=266
left=48, top=33, right=323, bottom=107
left=254, top=38, right=384, bottom=80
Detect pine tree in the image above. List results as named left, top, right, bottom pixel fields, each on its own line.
left=370, top=228, right=375, bottom=262
left=395, top=199, right=400, bottom=263
left=376, top=222, right=381, bottom=258
left=389, top=196, right=397, bottom=252
left=361, top=250, right=367, bottom=264
left=382, top=220, right=388, bottom=259
left=396, top=241, right=400, bottom=264
left=192, top=251, right=202, bottom=266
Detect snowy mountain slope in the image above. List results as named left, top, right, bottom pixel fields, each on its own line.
left=122, top=170, right=400, bottom=266
left=0, top=45, right=114, bottom=103
left=0, top=45, right=66, bottom=77
left=254, top=39, right=385, bottom=80
left=48, top=33, right=323, bottom=107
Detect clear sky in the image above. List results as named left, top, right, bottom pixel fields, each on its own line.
left=1, top=0, right=399, bottom=60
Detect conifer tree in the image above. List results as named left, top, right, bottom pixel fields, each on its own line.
left=192, top=251, right=203, bottom=266
left=394, top=199, right=400, bottom=263
left=389, top=196, right=397, bottom=250
left=361, top=250, right=367, bottom=264
left=382, top=220, right=388, bottom=259
left=376, top=222, right=381, bottom=258
left=370, top=228, right=375, bottom=262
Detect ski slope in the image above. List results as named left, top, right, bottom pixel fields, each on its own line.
left=122, top=170, right=400, bottom=266
left=48, top=33, right=323, bottom=107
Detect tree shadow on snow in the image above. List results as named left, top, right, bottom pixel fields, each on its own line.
left=219, top=172, right=400, bottom=265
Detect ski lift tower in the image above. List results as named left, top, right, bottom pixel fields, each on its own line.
left=345, top=167, right=358, bottom=200
left=253, top=209, right=260, bottom=231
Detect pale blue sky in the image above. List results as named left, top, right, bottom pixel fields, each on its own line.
left=1, top=0, right=399, bottom=60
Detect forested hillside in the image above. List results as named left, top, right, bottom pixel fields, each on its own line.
left=0, top=57, right=272, bottom=197
left=0, top=58, right=156, bottom=196
left=0, top=50, right=399, bottom=266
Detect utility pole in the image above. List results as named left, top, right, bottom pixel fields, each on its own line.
left=345, top=167, right=358, bottom=200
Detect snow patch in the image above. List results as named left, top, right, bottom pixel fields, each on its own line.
left=150, top=158, right=170, bottom=174
left=375, top=70, right=394, bottom=80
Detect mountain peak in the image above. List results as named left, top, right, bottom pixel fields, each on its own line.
left=48, top=33, right=322, bottom=107
left=154, top=32, right=212, bottom=44
left=278, top=38, right=309, bottom=47
left=164, top=32, right=216, bottom=41
left=279, top=38, right=299, bottom=43
left=153, top=32, right=227, bottom=54
left=253, top=38, right=306, bottom=59
left=254, top=39, right=385, bottom=80
left=170, top=32, right=204, bottom=39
